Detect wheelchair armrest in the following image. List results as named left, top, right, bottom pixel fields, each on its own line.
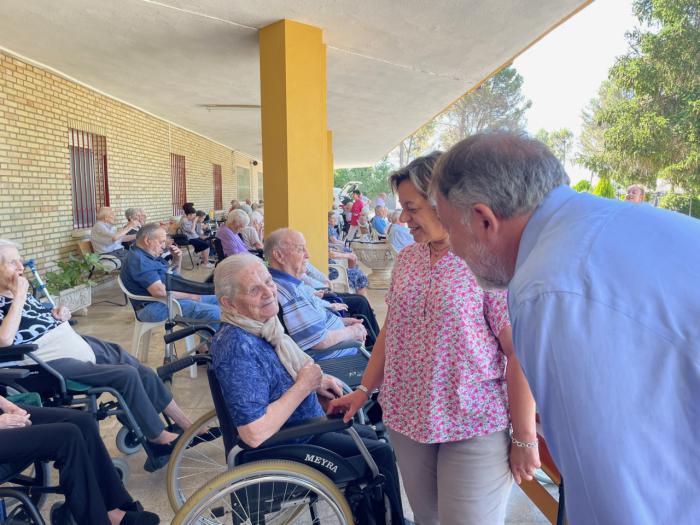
left=259, top=415, right=352, bottom=447
left=0, top=344, right=39, bottom=363
left=322, top=340, right=362, bottom=352
left=0, top=368, right=31, bottom=382
left=166, top=273, right=215, bottom=295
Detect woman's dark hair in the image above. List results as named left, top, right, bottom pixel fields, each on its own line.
left=195, top=210, right=206, bottom=218
left=182, top=203, right=196, bottom=215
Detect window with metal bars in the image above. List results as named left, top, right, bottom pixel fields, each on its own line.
left=171, top=153, right=187, bottom=216
left=237, top=166, right=251, bottom=201
left=69, top=129, right=109, bottom=229
left=213, top=164, right=222, bottom=210
left=257, top=171, right=264, bottom=202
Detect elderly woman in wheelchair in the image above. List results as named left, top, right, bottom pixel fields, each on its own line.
left=183, top=253, right=404, bottom=524
left=0, top=239, right=198, bottom=469
left=0, top=393, right=159, bottom=524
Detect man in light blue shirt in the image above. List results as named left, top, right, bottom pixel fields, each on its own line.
left=433, top=132, right=699, bottom=525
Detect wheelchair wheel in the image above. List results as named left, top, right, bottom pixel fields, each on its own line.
left=115, top=426, right=142, bottom=455
left=167, top=409, right=226, bottom=512
left=112, top=458, right=130, bottom=485
left=173, top=460, right=354, bottom=525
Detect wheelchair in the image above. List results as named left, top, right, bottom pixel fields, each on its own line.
left=164, top=324, right=385, bottom=514
left=172, top=362, right=398, bottom=524
left=0, top=342, right=207, bottom=475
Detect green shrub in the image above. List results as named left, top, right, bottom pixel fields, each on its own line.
left=658, top=193, right=700, bottom=219
left=573, top=180, right=592, bottom=193
left=45, top=253, right=107, bottom=295
left=592, top=177, right=617, bottom=199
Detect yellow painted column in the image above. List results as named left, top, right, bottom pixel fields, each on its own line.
left=259, top=20, right=328, bottom=271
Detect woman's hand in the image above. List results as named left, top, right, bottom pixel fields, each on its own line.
left=509, top=443, right=541, bottom=484
left=0, top=396, right=27, bottom=416
left=316, top=374, right=343, bottom=400
left=326, top=390, right=367, bottom=423
left=295, top=362, right=323, bottom=394
left=0, top=413, right=31, bottom=430
left=52, top=305, right=72, bottom=322
left=328, top=303, right=348, bottom=312
left=8, top=275, right=29, bottom=300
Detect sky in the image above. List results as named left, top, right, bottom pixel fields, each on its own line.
left=513, top=0, right=639, bottom=182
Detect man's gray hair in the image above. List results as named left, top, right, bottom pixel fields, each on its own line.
left=431, top=132, right=570, bottom=219
left=263, top=228, right=291, bottom=263
left=227, top=209, right=250, bottom=228
left=136, top=222, right=163, bottom=243
left=0, top=239, right=21, bottom=263
left=389, top=151, right=443, bottom=201
left=124, top=208, right=139, bottom=221
left=214, top=252, right=263, bottom=304
left=388, top=210, right=402, bottom=224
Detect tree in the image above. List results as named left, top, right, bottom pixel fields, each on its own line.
left=658, top=192, right=700, bottom=219
left=334, top=157, right=394, bottom=197
left=573, top=180, right=593, bottom=193
left=398, top=121, right=437, bottom=166
left=535, top=128, right=575, bottom=165
left=437, top=67, right=531, bottom=148
left=592, top=177, right=617, bottom=199
left=583, top=0, right=700, bottom=192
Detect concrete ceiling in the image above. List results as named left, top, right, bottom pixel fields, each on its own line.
left=0, top=0, right=590, bottom=166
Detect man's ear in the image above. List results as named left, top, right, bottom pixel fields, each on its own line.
left=471, top=204, right=501, bottom=242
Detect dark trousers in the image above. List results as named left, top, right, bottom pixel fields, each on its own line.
left=0, top=405, right=131, bottom=525
left=189, top=238, right=210, bottom=253
left=47, top=336, right=173, bottom=439
left=309, top=425, right=404, bottom=524
left=336, top=293, right=380, bottom=346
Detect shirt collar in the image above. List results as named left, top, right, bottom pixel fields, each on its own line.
left=134, top=246, right=158, bottom=260
left=269, top=267, right=302, bottom=285
left=515, top=185, right=577, bottom=272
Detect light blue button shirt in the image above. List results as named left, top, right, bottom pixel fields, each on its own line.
left=508, top=186, right=700, bottom=525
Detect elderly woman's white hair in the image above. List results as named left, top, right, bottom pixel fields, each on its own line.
left=0, top=239, right=21, bottom=263
left=389, top=209, right=403, bottom=224
left=227, top=209, right=250, bottom=229
left=214, top=252, right=264, bottom=304
left=96, top=206, right=115, bottom=221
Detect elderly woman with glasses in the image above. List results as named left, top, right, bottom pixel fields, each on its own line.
left=329, top=152, right=540, bottom=525
left=209, top=254, right=405, bottom=522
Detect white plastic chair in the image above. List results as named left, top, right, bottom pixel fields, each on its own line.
left=117, top=275, right=198, bottom=377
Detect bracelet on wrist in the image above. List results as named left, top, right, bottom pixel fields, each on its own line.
left=509, top=427, right=538, bottom=449
left=355, top=384, right=370, bottom=399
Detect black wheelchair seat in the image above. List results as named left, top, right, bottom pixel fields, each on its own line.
left=237, top=443, right=367, bottom=485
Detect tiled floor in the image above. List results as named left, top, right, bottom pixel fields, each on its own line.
left=41, top=266, right=552, bottom=524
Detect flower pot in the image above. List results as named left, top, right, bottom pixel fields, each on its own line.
left=348, top=240, right=396, bottom=289
left=57, top=284, right=91, bottom=314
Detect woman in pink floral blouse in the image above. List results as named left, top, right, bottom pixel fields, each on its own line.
left=329, top=152, right=540, bottom=525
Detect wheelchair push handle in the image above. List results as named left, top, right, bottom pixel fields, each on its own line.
left=163, top=324, right=216, bottom=345
left=157, top=354, right=210, bottom=380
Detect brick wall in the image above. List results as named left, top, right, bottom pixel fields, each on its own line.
left=0, top=51, right=262, bottom=271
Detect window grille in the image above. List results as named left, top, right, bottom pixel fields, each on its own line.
left=69, top=129, right=109, bottom=229
left=171, top=153, right=187, bottom=216
left=213, top=164, right=222, bottom=210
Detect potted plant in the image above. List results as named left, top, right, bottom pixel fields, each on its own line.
left=44, top=253, right=108, bottom=313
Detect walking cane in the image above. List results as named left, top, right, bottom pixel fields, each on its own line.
left=24, top=259, right=56, bottom=307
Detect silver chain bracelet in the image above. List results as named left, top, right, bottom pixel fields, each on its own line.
left=509, top=427, right=538, bottom=449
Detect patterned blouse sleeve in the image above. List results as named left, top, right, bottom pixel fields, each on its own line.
left=483, top=289, right=511, bottom=337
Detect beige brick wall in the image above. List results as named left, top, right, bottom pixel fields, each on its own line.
left=0, top=51, right=261, bottom=272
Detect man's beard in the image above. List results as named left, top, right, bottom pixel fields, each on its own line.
left=463, top=238, right=511, bottom=291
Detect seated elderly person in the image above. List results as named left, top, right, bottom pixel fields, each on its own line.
left=0, top=395, right=159, bottom=525
left=303, top=261, right=380, bottom=345
left=215, top=209, right=249, bottom=258
left=265, top=228, right=368, bottom=350
left=0, top=239, right=196, bottom=457
left=91, top=207, right=140, bottom=263
left=210, top=254, right=404, bottom=522
left=121, top=207, right=145, bottom=251
left=386, top=209, right=415, bottom=253
left=370, top=205, right=389, bottom=237
left=120, top=223, right=220, bottom=336
left=180, top=203, right=213, bottom=268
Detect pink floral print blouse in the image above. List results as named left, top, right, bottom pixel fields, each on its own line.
left=380, top=242, right=511, bottom=443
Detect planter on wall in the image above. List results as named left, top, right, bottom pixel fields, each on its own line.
left=57, top=284, right=91, bottom=314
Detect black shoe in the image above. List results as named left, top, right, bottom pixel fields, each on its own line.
left=120, top=509, right=160, bottom=525
left=147, top=434, right=181, bottom=456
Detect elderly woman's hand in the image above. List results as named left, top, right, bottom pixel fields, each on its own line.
left=8, top=275, right=29, bottom=300
left=0, top=413, right=31, bottom=430
left=509, top=441, right=542, bottom=484
left=295, top=362, right=323, bottom=394
left=51, top=305, right=72, bottom=322
left=316, top=374, right=343, bottom=400
left=0, top=396, right=27, bottom=417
